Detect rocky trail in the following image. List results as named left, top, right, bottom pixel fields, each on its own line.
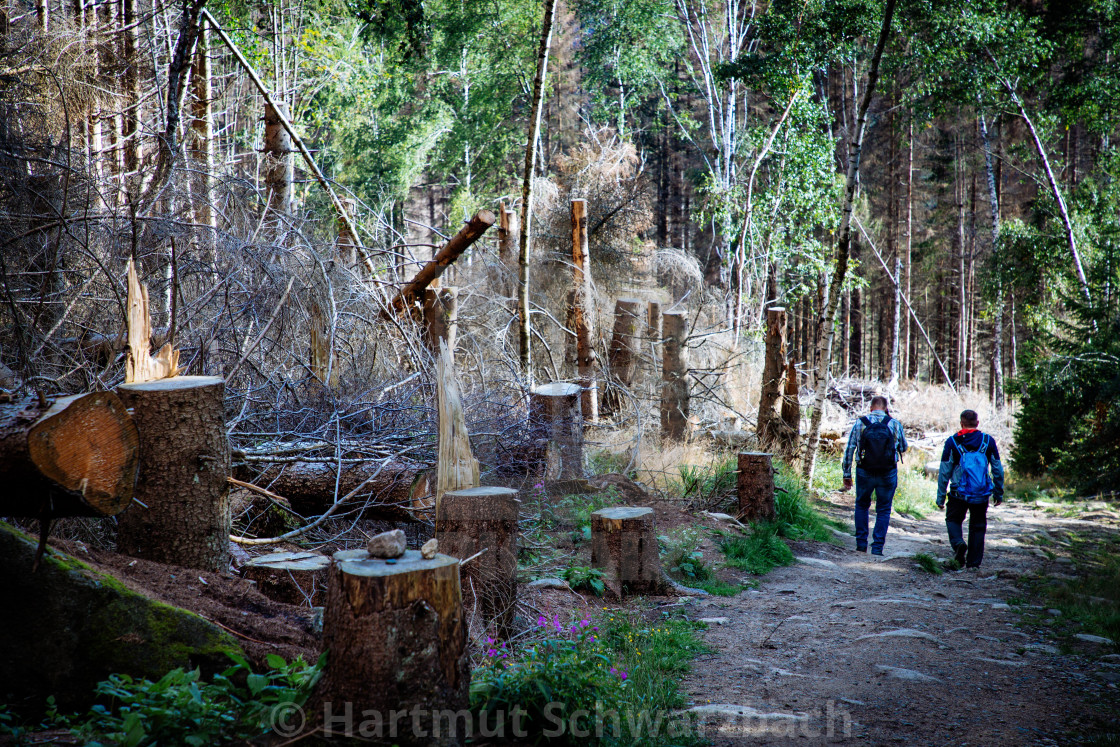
left=680, top=494, right=1120, bottom=745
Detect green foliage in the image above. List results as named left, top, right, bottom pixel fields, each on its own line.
left=913, top=552, right=943, bottom=575
left=774, top=463, right=843, bottom=542
left=675, top=456, right=738, bottom=509
left=892, top=467, right=938, bottom=520
left=40, top=653, right=324, bottom=746
left=720, top=524, right=795, bottom=576
left=588, top=449, right=632, bottom=477
left=563, top=564, right=607, bottom=597
left=471, top=611, right=708, bottom=744
left=1027, top=531, right=1120, bottom=650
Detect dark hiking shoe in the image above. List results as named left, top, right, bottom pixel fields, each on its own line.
left=871, top=549, right=884, bottom=556
left=856, top=544, right=867, bottom=553
left=954, top=543, right=967, bottom=567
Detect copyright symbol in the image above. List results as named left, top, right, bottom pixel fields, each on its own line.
left=270, top=701, right=306, bottom=737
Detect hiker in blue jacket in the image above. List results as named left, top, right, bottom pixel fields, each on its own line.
left=841, top=396, right=908, bottom=555
left=936, top=409, right=1005, bottom=569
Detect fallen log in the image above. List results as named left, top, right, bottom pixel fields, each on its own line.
left=0, top=392, right=139, bottom=519
left=385, top=209, right=496, bottom=317
left=242, top=460, right=431, bottom=520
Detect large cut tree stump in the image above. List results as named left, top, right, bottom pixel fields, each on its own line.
left=318, top=549, right=468, bottom=745
left=590, top=506, right=661, bottom=597
left=529, top=382, right=584, bottom=480
left=602, top=298, right=644, bottom=417
left=737, top=452, right=776, bottom=523
left=660, top=312, right=690, bottom=440
left=241, top=551, right=330, bottom=607
left=436, top=486, right=518, bottom=637
left=116, top=376, right=231, bottom=572
left=0, top=392, right=139, bottom=518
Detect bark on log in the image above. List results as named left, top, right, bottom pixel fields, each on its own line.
left=780, top=359, right=801, bottom=457
left=590, top=506, right=661, bottom=598
left=756, top=307, right=787, bottom=448
left=436, top=486, right=519, bottom=638
left=648, top=301, right=662, bottom=344
left=241, top=551, right=330, bottom=607
left=660, top=312, right=690, bottom=440
left=602, top=298, right=643, bottom=417
left=244, top=460, right=431, bottom=520
left=569, top=199, right=598, bottom=423
left=317, top=549, right=468, bottom=745
left=386, top=210, right=495, bottom=317
left=423, top=287, right=458, bottom=354
left=738, top=452, right=776, bottom=523
left=0, top=392, right=140, bottom=518
left=529, top=382, right=584, bottom=480
left=263, top=102, right=293, bottom=216
left=116, top=376, right=231, bottom=572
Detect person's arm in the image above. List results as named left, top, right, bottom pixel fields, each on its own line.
left=895, top=420, right=908, bottom=456
left=936, top=439, right=954, bottom=509
left=989, top=440, right=1005, bottom=505
left=842, top=420, right=862, bottom=481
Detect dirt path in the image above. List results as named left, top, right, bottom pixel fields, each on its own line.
left=681, top=494, right=1120, bottom=745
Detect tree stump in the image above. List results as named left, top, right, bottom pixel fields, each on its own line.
left=436, top=486, right=518, bottom=637
left=647, top=301, right=662, bottom=344
left=422, top=286, right=458, bottom=354
left=0, top=392, right=139, bottom=518
left=737, top=452, right=777, bottom=523
left=660, top=312, right=690, bottom=440
left=590, top=506, right=661, bottom=597
left=241, top=551, right=330, bottom=607
left=602, top=298, right=644, bottom=416
left=116, top=376, right=231, bottom=572
left=318, top=549, right=468, bottom=745
left=529, top=382, right=584, bottom=479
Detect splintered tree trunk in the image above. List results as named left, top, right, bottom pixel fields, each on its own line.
left=529, top=382, right=584, bottom=480
left=738, top=452, right=776, bottom=523
left=263, top=101, right=293, bottom=216
left=116, top=376, right=231, bottom=572
left=436, top=486, right=519, bottom=638
left=660, top=312, right=689, bottom=440
left=756, top=307, right=787, bottom=447
left=423, top=287, right=458, bottom=354
left=569, top=199, right=598, bottom=423
left=602, top=298, right=643, bottom=416
left=435, top=338, right=479, bottom=507
left=497, top=205, right=517, bottom=297
left=590, top=507, right=661, bottom=598
left=318, top=549, right=468, bottom=745
left=0, top=393, right=140, bottom=518
left=241, top=551, right=330, bottom=607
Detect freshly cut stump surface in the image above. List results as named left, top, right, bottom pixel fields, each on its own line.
left=436, top=486, right=519, bottom=638
left=590, top=506, right=661, bottom=597
left=241, top=551, right=330, bottom=607
left=317, top=549, right=468, bottom=745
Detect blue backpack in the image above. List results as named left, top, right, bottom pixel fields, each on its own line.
left=953, top=434, right=994, bottom=503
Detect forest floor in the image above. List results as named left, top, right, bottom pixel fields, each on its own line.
left=677, top=490, right=1120, bottom=745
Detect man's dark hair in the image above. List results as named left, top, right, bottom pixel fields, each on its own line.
left=960, top=409, right=979, bottom=427
left=870, top=395, right=889, bottom=410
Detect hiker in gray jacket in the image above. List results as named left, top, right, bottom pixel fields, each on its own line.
left=936, top=409, right=1005, bottom=569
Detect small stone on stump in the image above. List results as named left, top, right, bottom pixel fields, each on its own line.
left=366, top=528, right=406, bottom=558
left=317, top=549, right=468, bottom=745
left=738, top=452, right=776, bottom=523
left=241, top=551, right=330, bottom=607
left=590, top=506, right=661, bottom=597
left=421, top=538, right=439, bottom=559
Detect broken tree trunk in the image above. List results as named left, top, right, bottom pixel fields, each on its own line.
left=243, top=460, right=430, bottom=520
left=241, top=550, right=330, bottom=607
left=387, top=210, right=495, bottom=317
left=529, top=382, right=584, bottom=480
left=435, top=338, right=479, bottom=509
left=590, top=506, right=661, bottom=598
left=0, top=392, right=140, bottom=518
left=755, top=307, right=787, bottom=448
left=423, top=287, right=459, bottom=354
left=263, top=101, right=293, bottom=216
left=125, top=260, right=179, bottom=384
left=780, top=359, right=801, bottom=457
left=602, top=298, right=643, bottom=417
left=568, top=199, right=599, bottom=423
left=318, top=549, right=468, bottom=744
left=436, top=486, right=519, bottom=638
left=660, top=312, right=690, bottom=440
left=115, top=376, right=231, bottom=572
left=738, top=452, right=776, bottom=523
left=648, top=301, right=663, bottom=345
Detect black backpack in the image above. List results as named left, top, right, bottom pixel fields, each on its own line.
left=858, top=415, right=896, bottom=474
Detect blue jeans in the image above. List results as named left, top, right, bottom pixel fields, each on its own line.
left=855, top=467, right=897, bottom=553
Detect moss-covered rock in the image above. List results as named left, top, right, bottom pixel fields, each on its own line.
left=0, top=521, right=242, bottom=714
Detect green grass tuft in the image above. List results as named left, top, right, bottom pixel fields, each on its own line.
left=720, top=524, right=795, bottom=575
left=914, top=552, right=943, bottom=575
